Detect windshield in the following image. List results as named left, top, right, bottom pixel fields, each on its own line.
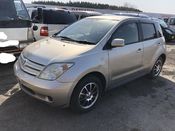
left=55, top=18, right=117, bottom=45
left=0, top=0, right=30, bottom=21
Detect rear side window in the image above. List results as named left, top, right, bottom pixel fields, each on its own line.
left=112, top=23, right=139, bottom=45
left=141, top=23, right=157, bottom=40
left=43, top=10, right=77, bottom=24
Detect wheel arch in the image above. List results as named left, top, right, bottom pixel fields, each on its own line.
left=159, top=53, right=166, bottom=64
left=74, top=71, right=107, bottom=93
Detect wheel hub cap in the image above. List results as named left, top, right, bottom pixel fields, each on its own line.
left=78, top=82, right=99, bottom=109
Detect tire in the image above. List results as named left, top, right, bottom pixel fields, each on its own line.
left=70, top=75, right=103, bottom=113
left=148, top=57, right=163, bottom=79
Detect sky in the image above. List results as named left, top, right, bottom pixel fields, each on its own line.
left=23, top=0, right=175, bottom=14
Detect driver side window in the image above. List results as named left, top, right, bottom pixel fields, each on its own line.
left=112, top=22, right=139, bottom=45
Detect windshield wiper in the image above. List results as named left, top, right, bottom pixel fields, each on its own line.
left=73, top=40, right=95, bottom=45
left=54, top=36, right=76, bottom=42
left=54, top=36, right=95, bottom=45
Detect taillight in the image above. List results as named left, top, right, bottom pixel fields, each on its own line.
left=40, top=26, right=48, bottom=36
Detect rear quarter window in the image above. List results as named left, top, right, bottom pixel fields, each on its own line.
left=43, top=10, right=77, bottom=24
left=155, top=23, right=163, bottom=38
left=141, top=23, right=157, bottom=40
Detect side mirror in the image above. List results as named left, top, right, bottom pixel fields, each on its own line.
left=111, top=39, right=125, bottom=47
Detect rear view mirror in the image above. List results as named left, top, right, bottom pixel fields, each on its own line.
left=111, top=39, right=125, bottom=47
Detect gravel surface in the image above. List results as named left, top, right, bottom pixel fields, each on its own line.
left=0, top=43, right=175, bottom=131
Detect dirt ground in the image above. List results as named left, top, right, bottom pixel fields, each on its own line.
left=0, top=42, right=175, bottom=131
left=161, top=43, right=175, bottom=82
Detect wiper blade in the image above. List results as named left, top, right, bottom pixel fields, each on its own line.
left=54, top=36, right=95, bottom=45
left=55, top=36, right=76, bottom=41
left=74, top=40, right=95, bottom=45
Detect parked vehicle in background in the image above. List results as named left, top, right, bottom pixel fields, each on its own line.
left=70, top=11, right=102, bottom=20
left=167, top=17, right=175, bottom=32
left=0, top=0, right=34, bottom=55
left=27, top=8, right=77, bottom=40
left=14, top=15, right=166, bottom=113
left=163, top=17, right=169, bottom=23
left=153, top=18, right=175, bottom=42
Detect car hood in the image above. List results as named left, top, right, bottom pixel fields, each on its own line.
left=23, top=37, right=95, bottom=65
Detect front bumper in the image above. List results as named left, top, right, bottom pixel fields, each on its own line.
left=14, top=61, right=75, bottom=107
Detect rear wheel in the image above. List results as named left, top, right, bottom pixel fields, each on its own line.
left=148, top=57, right=163, bottom=79
left=70, top=76, right=103, bottom=113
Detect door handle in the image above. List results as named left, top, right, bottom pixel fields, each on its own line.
left=137, top=48, right=142, bottom=53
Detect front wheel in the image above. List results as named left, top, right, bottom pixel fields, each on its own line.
left=148, top=57, right=163, bottom=79
left=70, top=76, right=103, bottom=113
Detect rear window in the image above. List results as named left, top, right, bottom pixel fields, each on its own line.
left=141, top=23, right=157, bottom=40
left=43, top=10, right=77, bottom=24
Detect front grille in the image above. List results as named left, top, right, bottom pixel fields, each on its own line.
left=19, top=54, right=45, bottom=77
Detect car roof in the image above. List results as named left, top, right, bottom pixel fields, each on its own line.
left=27, top=7, right=68, bottom=12
left=70, top=10, right=102, bottom=15
left=113, top=12, right=149, bottom=18
left=87, top=15, right=156, bottom=25
left=88, top=15, right=144, bottom=21
left=89, top=15, right=134, bottom=20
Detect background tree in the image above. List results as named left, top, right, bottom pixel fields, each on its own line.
left=32, top=1, right=142, bottom=12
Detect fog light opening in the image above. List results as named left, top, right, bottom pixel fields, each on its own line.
left=45, top=96, right=53, bottom=103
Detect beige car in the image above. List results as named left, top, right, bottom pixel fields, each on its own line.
left=14, top=15, right=166, bottom=112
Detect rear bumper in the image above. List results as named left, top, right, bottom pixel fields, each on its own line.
left=0, top=41, right=32, bottom=55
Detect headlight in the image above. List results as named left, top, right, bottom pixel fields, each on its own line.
left=38, top=63, right=74, bottom=80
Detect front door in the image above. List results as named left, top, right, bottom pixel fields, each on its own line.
left=108, top=22, right=143, bottom=85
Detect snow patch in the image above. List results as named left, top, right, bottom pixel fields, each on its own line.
left=0, top=32, right=19, bottom=64
left=0, top=40, right=19, bottom=47
left=0, top=32, right=7, bottom=40
left=0, top=53, right=16, bottom=64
